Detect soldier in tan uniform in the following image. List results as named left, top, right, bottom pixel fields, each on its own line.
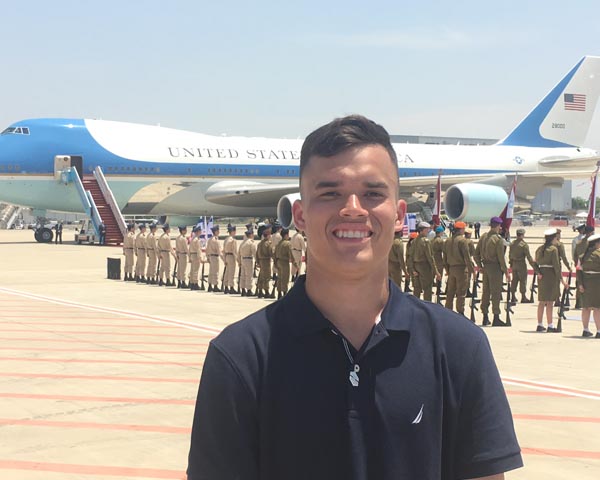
left=443, top=221, right=473, bottom=316
left=474, top=216, right=511, bottom=327
left=408, top=222, right=440, bottom=301
left=223, top=224, right=239, bottom=294
left=431, top=226, right=446, bottom=276
left=188, top=226, right=202, bottom=290
left=146, top=223, right=159, bottom=284
left=123, top=224, right=136, bottom=281
left=574, top=225, right=595, bottom=308
left=388, top=228, right=407, bottom=288
left=206, top=225, right=222, bottom=292
left=508, top=228, right=535, bottom=304
left=238, top=229, right=257, bottom=296
left=256, top=225, right=274, bottom=298
left=405, top=231, right=419, bottom=292
left=577, top=233, right=600, bottom=338
left=158, top=224, right=175, bottom=287
left=290, top=228, right=306, bottom=280
left=274, top=228, right=296, bottom=299
left=175, top=226, right=189, bottom=288
left=535, top=229, right=566, bottom=332
left=134, top=224, right=147, bottom=283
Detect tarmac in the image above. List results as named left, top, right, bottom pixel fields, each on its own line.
left=0, top=225, right=599, bottom=479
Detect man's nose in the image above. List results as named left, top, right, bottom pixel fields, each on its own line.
left=340, top=194, right=367, bottom=217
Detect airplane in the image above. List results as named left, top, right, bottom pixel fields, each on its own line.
left=1, top=55, right=600, bottom=243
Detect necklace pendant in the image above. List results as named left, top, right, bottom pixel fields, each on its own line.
left=349, top=364, right=360, bottom=387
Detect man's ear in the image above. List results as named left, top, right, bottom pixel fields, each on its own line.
left=396, top=199, right=407, bottom=228
left=292, top=199, right=306, bottom=232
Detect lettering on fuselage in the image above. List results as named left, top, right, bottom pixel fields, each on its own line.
left=397, top=154, right=415, bottom=164
left=167, top=147, right=300, bottom=161
left=552, top=123, right=566, bottom=129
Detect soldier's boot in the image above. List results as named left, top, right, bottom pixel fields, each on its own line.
left=189, top=283, right=195, bottom=290
left=257, top=289, right=264, bottom=298
left=482, top=313, right=491, bottom=327
left=554, top=299, right=561, bottom=307
left=492, top=314, right=508, bottom=327
left=574, top=299, right=581, bottom=309
left=521, top=295, right=533, bottom=303
left=231, top=288, right=238, bottom=294
left=158, top=278, right=164, bottom=286
left=176, top=280, right=181, bottom=288
left=213, top=286, right=221, bottom=293
left=277, top=291, right=283, bottom=300
left=208, top=284, right=213, bottom=292
left=181, top=282, right=188, bottom=289
left=509, top=291, right=517, bottom=306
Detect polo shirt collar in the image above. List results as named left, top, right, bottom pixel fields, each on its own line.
left=282, top=275, right=413, bottom=337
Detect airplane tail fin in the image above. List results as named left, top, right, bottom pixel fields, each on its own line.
left=497, top=55, right=600, bottom=147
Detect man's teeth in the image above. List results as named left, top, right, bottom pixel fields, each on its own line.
left=334, top=230, right=370, bottom=239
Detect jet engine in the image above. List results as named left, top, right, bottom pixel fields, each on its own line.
left=444, top=184, right=508, bottom=222
left=277, top=193, right=301, bottom=228
left=157, top=215, right=203, bottom=228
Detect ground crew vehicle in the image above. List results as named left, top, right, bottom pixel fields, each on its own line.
left=74, top=219, right=97, bottom=244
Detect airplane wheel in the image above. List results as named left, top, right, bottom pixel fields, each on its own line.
left=38, top=228, right=53, bottom=243
left=34, top=230, right=41, bottom=242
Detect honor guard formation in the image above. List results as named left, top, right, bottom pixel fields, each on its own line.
left=118, top=216, right=600, bottom=338
left=120, top=221, right=307, bottom=300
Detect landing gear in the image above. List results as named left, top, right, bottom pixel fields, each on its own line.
left=34, top=227, right=53, bottom=243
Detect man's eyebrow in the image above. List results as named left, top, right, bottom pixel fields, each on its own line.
left=364, top=181, right=389, bottom=189
left=314, top=181, right=341, bottom=189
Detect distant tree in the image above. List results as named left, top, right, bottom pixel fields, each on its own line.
left=572, top=197, right=587, bottom=210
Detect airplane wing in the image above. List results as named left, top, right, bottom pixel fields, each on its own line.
left=204, top=180, right=299, bottom=207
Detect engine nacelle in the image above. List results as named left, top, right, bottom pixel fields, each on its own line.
left=157, top=215, right=202, bottom=228
left=277, top=193, right=301, bottom=229
left=444, top=184, right=508, bottom=222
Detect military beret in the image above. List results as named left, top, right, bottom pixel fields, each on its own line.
left=417, top=221, right=430, bottom=229
left=162, top=223, right=170, bottom=230
left=149, top=223, right=157, bottom=230
left=544, top=228, right=558, bottom=236
left=464, top=227, right=473, bottom=235
left=490, top=216, right=503, bottom=225
left=139, top=223, right=146, bottom=229
left=576, top=224, right=586, bottom=232
left=435, top=225, right=445, bottom=233
left=454, top=221, right=466, bottom=229
left=516, top=228, right=526, bottom=235
left=211, top=225, right=220, bottom=232
left=178, top=225, right=187, bottom=231
left=245, top=229, right=254, bottom=236
left=227, top=224, right=236, bottom=232
left=409, top=232, right=419, bottom=239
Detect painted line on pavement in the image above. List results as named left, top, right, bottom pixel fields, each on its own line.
left=0, top=460, right=184, bottom=478
left=0, top=392, right=196, bottom=405
left=0, top=356, right=201, bottom=366
left=503, top=376, right=600, bottom=401
left=0, top=372, right=200, bottom=383
left=4, top=336, right=209, bottom=346
left=514, top=413, right=600, bottom=423
left=0, top=417, right=190, bottom=434
left=522, top=447, right=600, bottom=459
left=0, top=346, right=206, bottom=355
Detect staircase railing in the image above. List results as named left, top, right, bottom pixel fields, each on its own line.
left=6, top=206, right=22, bottom=229
left=67, top=167, right=101, bottom=236
left=94, top=166, right=126, bottom=238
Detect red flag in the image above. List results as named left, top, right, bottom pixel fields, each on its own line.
left=587, top=165, right=599, bottom=227
left=499, top=176, right=517, bottom=235
left=432, top=170, right=442, bottom=226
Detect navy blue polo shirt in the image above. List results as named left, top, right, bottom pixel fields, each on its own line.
left=187, top=276, right=522, bottom=479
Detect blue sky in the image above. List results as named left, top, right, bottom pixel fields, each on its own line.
left=1, top=0, right=599, bottom=145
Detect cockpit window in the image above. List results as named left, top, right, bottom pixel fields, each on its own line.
left=1, top=126, right=30, bottom=135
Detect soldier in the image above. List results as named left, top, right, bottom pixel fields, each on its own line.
left=123, top=223, right=136, bottom=281
left=146, top=223, right=159, bottom=284
left=573, top=225, right=595, bottom=309
left=577, top=233, right=600, bottom=338
left=464, top=227, right=476, bottom=258
left=405, top=231, right=419, bottom=292
left=188, top=226, right=202, bottom=290
left=431, top=225, right=446, bottom=276
left=474, top=216, right=511, bottom=327
left=158, top=224, right=175, bottom=287
left=388, top=227, right=407, bottom=288
left=238, top=228, right=257, bottom=296
left=290, top=228, right=306, bottom=280
left=206, top=225, right=222, bottom=292
left=554, top=228, right=573, bottom=306
left=274, top=228, right=296, bottom=299
left=256, top=224, right=274, bottom=298
left=535, top=229, right=567, bottom=332
left=134, top=224, right=147, bottom=283
left=271, top=222, right=282, bottom=279
left=508, top=228, right=535, bottom=304
left=223, top=224, right=239, bottom=294
left=443, top=221, right=473, bottom=316
left=175, top=226, right=189, bottom=288
left=408, top=221, right=441, bottom=301
left=572, top=224, right=586, bottom=261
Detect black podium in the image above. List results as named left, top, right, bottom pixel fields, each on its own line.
left=107, top=257, right=121, bottom=280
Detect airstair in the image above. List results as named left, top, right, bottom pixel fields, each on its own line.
left=61, top=166, right=126, bottom=245
left=0, top=204, right=22, bottom=229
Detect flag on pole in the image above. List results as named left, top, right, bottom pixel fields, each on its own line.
left=587, top=165, right=599, bottom=227
left=499, top=176, right=517, bottom=235
left=432, top=170, right=442, bottom=226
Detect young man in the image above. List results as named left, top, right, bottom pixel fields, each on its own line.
left=187, top=115, right=522, bottom=479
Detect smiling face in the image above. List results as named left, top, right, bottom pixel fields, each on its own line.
left=293, top=145, right=405, bottom=278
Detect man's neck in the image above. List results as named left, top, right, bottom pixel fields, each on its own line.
left=305, top=263, right=389, bottom=350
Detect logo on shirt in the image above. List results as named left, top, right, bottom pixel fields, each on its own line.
left=412, top=404, right=424, bottom=424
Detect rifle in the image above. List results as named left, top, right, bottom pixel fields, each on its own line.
left=220, top=263, right=227, bottom=291
left=469, top=271, right=480, bottom=323
left=435, top=279, right=444, bottom=305
left=237, top=264, right=242, bottom=293
left=156, top=256, right=161, bottom=280
left=172, top=258, right=178, bottom=283
left=557, top=271, right=572, bottom=332
left=504, top=273, right=514, bottom=326
left=200, top=261, right=206, bottom=290
left=529, top=266, right=538, bottom=302
left=403, top=272, right=412, bottom=293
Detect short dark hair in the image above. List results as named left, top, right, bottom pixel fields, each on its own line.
left=300, top=115, right=398, bottom=183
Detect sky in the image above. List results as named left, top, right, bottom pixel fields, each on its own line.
left=1, top=0, right=599, bottom=150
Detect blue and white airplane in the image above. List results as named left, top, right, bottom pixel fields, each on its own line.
left=1, top=55, right=599, bottom=234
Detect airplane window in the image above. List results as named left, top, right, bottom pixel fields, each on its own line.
left=1, top=127, right=16, bottom=135
left=22, top=127, right=29, bottom=135
left=15, top=128, right=22, bottom=134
